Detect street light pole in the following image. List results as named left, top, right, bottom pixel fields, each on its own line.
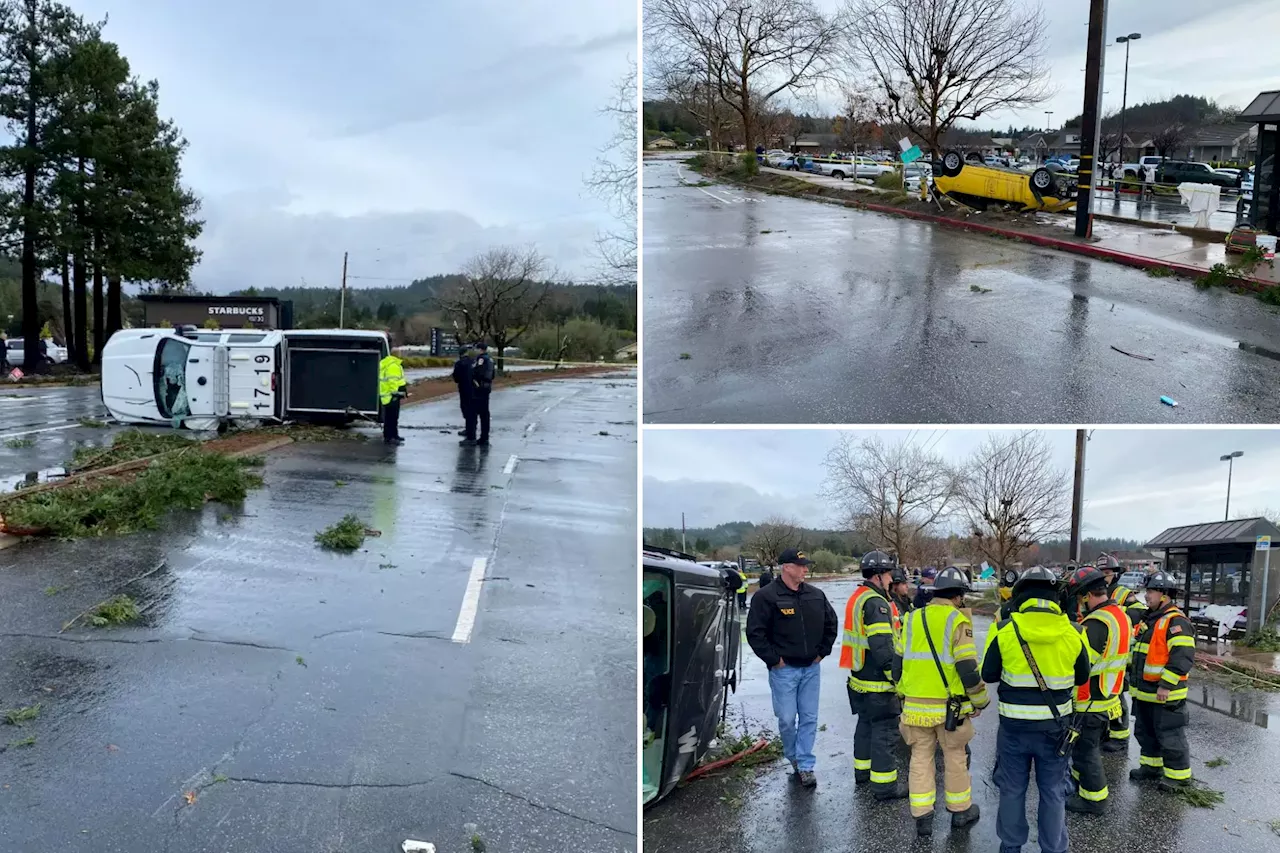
left=1074, top=0, right=1109, bottom=239
left=1221, top=450, right=1244, bottom=520
left=1115, top=34, right=1141, bottom=171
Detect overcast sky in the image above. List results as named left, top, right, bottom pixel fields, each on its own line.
left=643, top=428, right=1280, bottom=541
left=795, top=0, right=1280, bottom=132
left=68, top=0, right=636, bottom=293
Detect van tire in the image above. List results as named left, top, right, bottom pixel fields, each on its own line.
left=1031, top=167, right=1053, bottom=192
left=831, top=170, right=845, bottom=180
left=942, top=150, right=964, bottom=177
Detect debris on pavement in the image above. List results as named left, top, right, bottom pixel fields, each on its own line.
left=401, top=841, right=436, bottom=853
left=1111, top=345, right=1155, bottom=361
left=1161, top=395, right=1179, bottom=407
left=314, top=514, right=369, bottom=551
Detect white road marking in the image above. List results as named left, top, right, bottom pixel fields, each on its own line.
left=525, top=422, right=536, bottom=434
left=0, top=423, right=79, bottom=440
left=503, top=454, right=518, bottom=474
left=696, top=187, right=729, bottom=205
left=0, top=395, right=51, bottom=402
left=451, top=557, right=488, bottom=644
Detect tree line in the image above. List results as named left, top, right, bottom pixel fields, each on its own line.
left=0, top=0, right=200, bottom=372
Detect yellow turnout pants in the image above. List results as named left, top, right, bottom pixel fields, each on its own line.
left=900, top=718, right=975, bottom=818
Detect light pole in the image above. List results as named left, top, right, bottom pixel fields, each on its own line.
left=1115, top=34, right=1141, bottom=169
left=1045, top=111, right=1054, bottom=132
left=1220, top=450, right=1244, bottom=520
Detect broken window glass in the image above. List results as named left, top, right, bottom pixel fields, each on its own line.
left=155, top=337, right=191, bottom=422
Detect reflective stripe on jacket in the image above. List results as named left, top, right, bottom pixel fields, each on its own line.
left=378, top=355, right=406, bottom=405
left=1074, top=602, right=1132, bottom=713
left=898, top=601, right=986, bottom=726
left=1132, top=605, right=1194, bottom=702
left=983, top=597, right=1085, bottom=722
left=838, top=584, right=899, bottom=692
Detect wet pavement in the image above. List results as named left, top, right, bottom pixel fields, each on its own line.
left=0, top=386, right=123, bottom=489
left=644, top=579, right=1280, bottom=853
left=642, top=158, right=1280, bottom=425
left=0, top=371, right=638, bottom=852
left=1091, top=188, right=1243, bottom=234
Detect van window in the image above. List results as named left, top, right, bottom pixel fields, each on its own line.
left=154, top=337, right=191, bottom=419
left=642, top=572, right=673, bottom=805
left=226, top=334, right=267, bottom=344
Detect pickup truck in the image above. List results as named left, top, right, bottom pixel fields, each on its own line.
left=1121, top=155, right=1164, bottom=182
left=101, top=326, right=390, bottom=430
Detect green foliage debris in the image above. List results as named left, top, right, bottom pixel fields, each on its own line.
left=1169, top=781, right=1224, bottom=808
left=6, top=734, right=36, bottom=748
left=1146, top=266, right=1175, bottom=278
left=1241, top=627, right=1280, bottom=652
left=90, top=595, right=139, bottom=626
left=77, top=417, right=107, bottom=428
left=43, top=585, right=62, bottom=596
left=970, top=284, right=992, bottom=294
left=70, top=429, right=194, bottom=471
left=3, top=703, right=41, bottom=725
left=4, top=437, right=34, bottom=448
left=315, top=514, right=367, bottom=551
left=1204, top=757, right=1229, bottom=768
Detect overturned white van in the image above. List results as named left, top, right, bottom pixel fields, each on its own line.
left=101, top=327, right=390, bottom=430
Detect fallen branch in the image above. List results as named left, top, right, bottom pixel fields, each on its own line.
left=60, top=560, right=168, bottom=633
left=683, top=738, right=770, bottom=782
left=1110, top=345, right=1155, bottom=361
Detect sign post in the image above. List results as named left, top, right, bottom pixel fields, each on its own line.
left=1258, top=535, right=1272, bottom=630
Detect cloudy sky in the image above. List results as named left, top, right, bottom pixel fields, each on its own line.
left=643, top=428, right=1280, bottom=540
left=67, top=0, right=636, bottom=293
left=798, top=0, right=1280, bottom=131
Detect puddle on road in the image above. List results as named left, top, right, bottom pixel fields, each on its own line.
left=1, top=466, right=69, bottom=494
left=1187, top=680, right=1275, bottom=729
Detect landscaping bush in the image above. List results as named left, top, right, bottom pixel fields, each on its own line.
left=809, top=549, right=844, bottom=574
left=875, top=171, right=903, bottom=190
left=520, top=317, right=621, bottom=362
left=735, top=151, right=760, bottom=178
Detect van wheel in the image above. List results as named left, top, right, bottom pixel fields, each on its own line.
left=942, top=150, right=964, bottom=177
left=831, top=170, right=844, bottom=180
left=1031, top=167, right=1053, bottom=191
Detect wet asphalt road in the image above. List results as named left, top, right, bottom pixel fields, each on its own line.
left=0, top=386, right=120, bottom=489
left=0, top=372, right=637, bottom=852
left=643, top=158, right=1280, bottom=425
left=644, top=579, right=1280, bottom=853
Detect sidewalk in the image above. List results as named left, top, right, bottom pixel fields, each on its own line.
left=755, top=167, right=1280, bottom=289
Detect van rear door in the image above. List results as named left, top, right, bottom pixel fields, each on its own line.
left=182, top=343, right=229, bottom=419
left=226, top=344, right=278, bottom=420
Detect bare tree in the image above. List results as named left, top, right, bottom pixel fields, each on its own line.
left=833, top=87, right=878, bottom=153
left=586, top=67, right=637, bottom=287
left=647, top=0, right=845, bottom=151
left=846, top=0, right=1051, bottom=156
left=746, top=515, right=804, bottom=566
left=438, top=246, right=552, bottom=371
left=1236, top=508, right=1280, bottom=527
left=958, top=431, right=1070, bottom=572
left=1151, top=124, right=1187, bottom=160
left=824, top=434, right=959, bottom=562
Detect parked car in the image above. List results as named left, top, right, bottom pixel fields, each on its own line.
left=1118, top=571, right=1147, bottom=590
left=932, top=149, right=1074, bottom=212
left=1213, top=167, right=1244, bottom=183
left=4, top=337, right=68, bottom=367
left=1155, top=160, right=1237, bottom=189
left=1121, top=155, right=1165, bottom=182
left=763, top=149, right=790, bottom=167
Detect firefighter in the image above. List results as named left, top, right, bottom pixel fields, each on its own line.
left=981, top=566, right=1090, bottom=853
left=1063, top=566, right=1132, bottom=814
left=838, top=550, right=906, bottom=800
left=896, top=566, right=986, bottom=836
left=889, top=568, right=915, bottom=615
left=737, top=571, right=749, bottom=609
left=1097, top=553, right=1135, bottom=751
left=1129, top=571, right=1195, bottom=791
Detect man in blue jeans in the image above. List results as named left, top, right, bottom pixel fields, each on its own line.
left=980, top=567, right=1090, bottom=853
left=746, top=549, right=838, bottom=788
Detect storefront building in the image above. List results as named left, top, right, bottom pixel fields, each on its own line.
left=138, top=295, right=292, bottom=330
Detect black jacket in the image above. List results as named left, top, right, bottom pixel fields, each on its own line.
left=473, top=353, right=495, bottom=391
left=746, top=579, right=838, bottom=668
left=452, top=355, right=474, bottom=396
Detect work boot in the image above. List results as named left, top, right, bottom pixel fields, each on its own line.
left=1158, top=777, right=1190, bottom=793
left=456, top=429, right=468, bottom=436
left=459, top=438, right=477, bottom=447
left=871, top=782, right=908, bottom=801
left=853, top=771, right=870, bottom=785
left=1102, top=739, right=1127, bottom=753
left=393, top=437, right=405, bottom=445
left=950, top=803, right=980, bottom=829
left=797, top=770, right=817, bottom=788
left=1129, top=766, right=1161, bottom=782
left=1065, top=794, right=1105, bottom=815
left=915, top=813, right=933, bottom=836
left=476, top=438, right=490, bottom=447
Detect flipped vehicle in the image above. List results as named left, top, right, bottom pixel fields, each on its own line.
left=932, top=149, right=1075, bottom=212
left=643, top=545, right=743, bottom=806
left=101, top=326, right=390, bottom=430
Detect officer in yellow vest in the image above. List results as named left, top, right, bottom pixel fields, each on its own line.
left=981, top=567, right=1090, bottom=853
left=838, top=550, right=906, bottom=800
left=736, top=571, right=748, bottom=610
left=1128, top=571, right=1195, bottom=791
left=1063, top=566, right=1132, bottom=814
left=896, top=566, right=986, bottom=837
left=378, top=345, right=408, bottom=445
left=1096, top=554, right=1135, bottom=751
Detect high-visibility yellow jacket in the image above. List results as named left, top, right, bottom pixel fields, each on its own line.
left=839, top=584, right=900, bottom=693
left=980, top=597, right=1089, bottom=723
left=1074, top=601, right=1132, bottom=714
left=379, top=355, right=406, bottom=405
left=897, top=599, right=988, bottom=727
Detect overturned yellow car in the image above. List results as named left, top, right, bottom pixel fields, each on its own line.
left=932, top=150, right=1076, bottom=212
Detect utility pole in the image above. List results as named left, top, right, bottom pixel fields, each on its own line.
left=1075, top=0, right=1110, bottom=238
left=1070, top=429, right=1087, bottom=563
left=1116, top=34, right=1141, bottom=170
left=339, top=251, right=348, bottom=328
left=20, top=0, right=40, bottom=373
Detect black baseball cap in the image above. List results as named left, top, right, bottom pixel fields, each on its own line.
left=778, top=549, right=812, bottom=566
left=474, top=341, right=489, bottom=350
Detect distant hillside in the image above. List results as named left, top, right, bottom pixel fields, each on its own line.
left=1064, top=94, right=1238, bottom=132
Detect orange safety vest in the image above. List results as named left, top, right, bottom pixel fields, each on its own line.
left=1141, top=609, right=1188, bottom=686
left=1075, top=603, right=1132, bottom=703
left=838, top=585, right=901, bottom=670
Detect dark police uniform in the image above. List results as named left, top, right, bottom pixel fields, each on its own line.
left=452, top=350, right=474, bottom=436
left=471, top=346, right=495, bottom=446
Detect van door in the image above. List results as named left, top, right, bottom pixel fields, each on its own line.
left=226, top=345, right=278, bottom=421
left=182, top=343, right=228, bottom=419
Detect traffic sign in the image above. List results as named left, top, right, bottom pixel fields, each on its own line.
left=901, top=145, right=923, bottom=165
left=898, top=137, right=912, bottom=153
left=1257, top=535, right=1271, bottom=551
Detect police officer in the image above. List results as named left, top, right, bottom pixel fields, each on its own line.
left=736, top=570, right=748, bottom=609
left=451, top=343, right=475, bottom=436
left=981, top=566, right=1090, bottom=853
left=1129, top=571, right=1195, bottom=791
left=896, top=566, right=986, bottom=836
left=889, top=568, right=915, bottom=615
left=1063, top=566, right=1132, bottom=814
left=464, top=342, right=495, bottom=447
left=377, top=344, right=408, bottom=445
left=758, top=565, right=774, bottom=590
left=838, top=550, right=906, bottom=800
left=1096, top=553, right=1135, bottom=752
left=913, top=567, right=938, bottom=609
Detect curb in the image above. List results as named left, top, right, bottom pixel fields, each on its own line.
left=736, top=177, right=1277, bottom=292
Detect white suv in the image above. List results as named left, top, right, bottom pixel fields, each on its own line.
left=4, top=337, right=68, bottom=366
